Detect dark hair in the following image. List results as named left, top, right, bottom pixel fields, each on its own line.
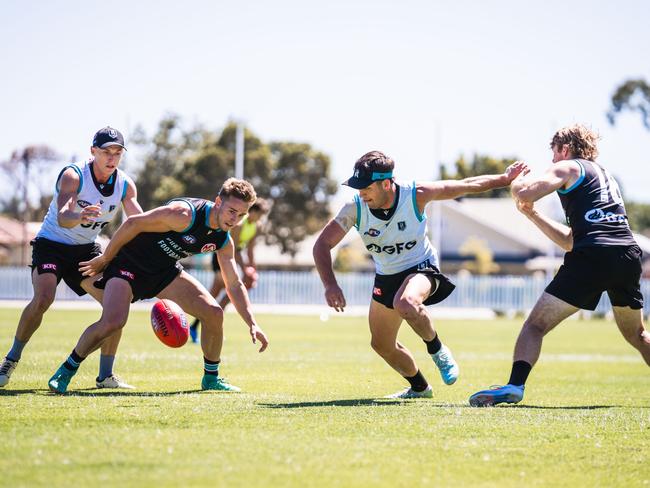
left=249, top=197, right=270, bottom=214
left=219, top=177, right=257, bottom=203
left=354, top=151, right=395, bottom=174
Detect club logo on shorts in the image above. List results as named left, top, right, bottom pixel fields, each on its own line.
left=183, top=235, right=197, bottom=244
left=77, top=199, right=92, bottom=208
left=373, top=287, right=382, bottom=296
left=201, top=243, right=217, bottom=253
left=41, top=263, right=57, bottom=271
left=364, top=228, right=381, bottom=237
left=119, top=269, right=135, bottom=280
left=397, top=221, right=406, bottom=231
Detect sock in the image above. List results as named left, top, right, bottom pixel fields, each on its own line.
left=63, top=349, right=86, bottom=372
left=404, top=370, right=429, bottom=392
left=190, top=318, right=200, bottom=330
left=508, top=360, right=532, bottom=387
left=7, top=337, right=27, bottom=362
left=424, top=335, right=442, bottom=355
left=98, top=354, right=115, bottom=381
left=203, top=357, right=220, bottom=376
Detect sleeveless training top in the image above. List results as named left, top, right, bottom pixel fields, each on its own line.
left=557, top=159, right=636, bottom=248
left=354, top=181, right=437, bottom=275
left=237, top=216, right=257, bottom=250
left=37, top=160, right=128, bottom=245
left=120, top=198, right=230, bottom=272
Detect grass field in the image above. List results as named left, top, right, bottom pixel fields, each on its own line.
left=1, top=307, right=649, bottom=487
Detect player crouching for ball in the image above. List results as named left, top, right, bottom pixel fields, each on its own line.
left=48, top=178, right=269, bottom=394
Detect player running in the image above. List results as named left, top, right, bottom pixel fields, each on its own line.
left=47, top=178, right=269, bottom=394
left=470, top=124, right=649, bottom=407
left=313, top=151, right=527, bottom=399
left=0, top=127, right=142, bottom=390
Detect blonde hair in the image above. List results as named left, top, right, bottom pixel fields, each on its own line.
left=550, top=124, right=600, bottom=161
left=219, top=177, right=257, bottom=203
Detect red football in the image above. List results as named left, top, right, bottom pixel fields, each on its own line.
left=150, top=299, right=189, bottom=348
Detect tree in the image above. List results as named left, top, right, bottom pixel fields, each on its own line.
left=608, top=79, right=650, bottom=129
left=440, top=154, right=518, bottom=198
left=131, top=117, right=338, bottom=258
left=267, top=142, right=338, bottom=256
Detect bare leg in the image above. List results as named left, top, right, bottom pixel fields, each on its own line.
left=158, top=271, right=224, bottom=361
left=74, top=279, right=133, bottom=357
left=80, top=276, right=123, bottom=356
left=368, top=299, right=418, bottom=377
left=513, top=292, right=579, bottom=366
left=392, top=273, right=436, bottom=341
left=612, top=306, right=650, bottom=366
left=14, top=269, right=58, bottom=343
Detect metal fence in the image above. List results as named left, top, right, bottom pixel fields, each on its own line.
left=1, top=266, right=648, bottom=315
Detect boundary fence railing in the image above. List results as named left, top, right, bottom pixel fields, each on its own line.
left=1, top=267, right=648, bottom=315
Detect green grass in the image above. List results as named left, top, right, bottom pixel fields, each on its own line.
left=1, top=307, right=649, bottom=487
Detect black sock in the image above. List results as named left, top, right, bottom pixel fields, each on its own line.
left=508, top=360, right=532, bottom=386
left=404, top=370, right=429, bottom=392
left=190, top=318, right=200, bottom=330
left=424, top=335, right=442, bottom=355
left=63, top=349, right=86, bottom=372
left=203, top=357, right=220, bottom=376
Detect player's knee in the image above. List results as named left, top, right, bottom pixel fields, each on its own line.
left=198, top=303, right=224, bottom=326
left=100, top=313, right=128, bottom=334
left=393, top=296, right=419, bottom=320
left=31, top=290, right=55, bottom=313
left=370, top=338, right=394, bottom=357
left=522, top=317, right=549, bottom=336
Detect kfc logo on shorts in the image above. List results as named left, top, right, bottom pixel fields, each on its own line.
left=201, top=244, right=217, bottom=253
left=119, top=269, right=135, bottom=280
left=373, top=287, right=382, bottom=296
left=42, top=263, right=57, bottom=271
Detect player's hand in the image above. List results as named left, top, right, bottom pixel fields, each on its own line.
left=514, top=197, right=535, bottom=216
left=80, top=203, right=102, bottom=224
left=249, top=323, right=269, bottom=352
left=325, top=284, right=346, bottom=312
left=79, top=254, right=108, bottom=277
left=504, top=161, right=530, bottom=183
left=243, top=266, right=259, bottom=289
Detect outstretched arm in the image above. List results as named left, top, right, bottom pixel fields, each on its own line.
left=416, top=161, right=528, bottom=207
left=79, top=201, right=192, bottom=276
left=217, top=239, right=268, bottom=352
left=313, top=219, right=349, bottom=312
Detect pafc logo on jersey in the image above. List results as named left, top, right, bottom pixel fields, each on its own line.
left=364, top=228, right=381, bottom=237
left=397, top=221, right=406, bottom=231
left=77, top=200, right=92, bottom=208
left=183, top=235, right=197, bottom=244
left=201, top=243, right=217, bottom=253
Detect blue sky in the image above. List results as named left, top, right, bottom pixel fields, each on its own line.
left=1, top=0, right=649, bottom=202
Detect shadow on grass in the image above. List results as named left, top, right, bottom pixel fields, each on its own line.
left=62, top=388, right=205, bottom=397
left=259, top=398, right=408, bottom=408
left=0, top=388, right=49, bottom=396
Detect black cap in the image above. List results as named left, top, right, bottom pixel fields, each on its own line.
left=342, top=167, right=393, bottom=189
left=92, top=126, right=127, bottom=150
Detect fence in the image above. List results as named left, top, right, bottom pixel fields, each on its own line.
left=1, top=267, right=648, bottom=315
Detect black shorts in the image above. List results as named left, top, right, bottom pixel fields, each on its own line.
left=30, top=237, right=101, bottom=296
left=372, top=259, right=456, bottom=309
left=545, top=245, right=644, bottom=311
left=211, top=252, right=220, bottom=271
left=94, top=252, right=183, bottom=302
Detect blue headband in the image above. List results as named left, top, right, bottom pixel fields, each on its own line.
left=371, top=171, right=393, bottom=181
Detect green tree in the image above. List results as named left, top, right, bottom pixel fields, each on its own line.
left=608, top=79, right=650, bottom=129
left=440, top=154, right=518, bottom=198
left=268, top=142, right=338, bottom=256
